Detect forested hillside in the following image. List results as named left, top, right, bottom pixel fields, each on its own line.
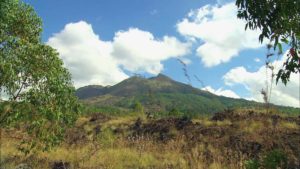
left=77, top=74, right=300, bottom=117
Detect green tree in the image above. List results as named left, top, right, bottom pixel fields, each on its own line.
left=132, top=101, right=144, bottom=114
left=0, top=0, right=80, bottom=153
left=168, top=108, right=183, bottom=117
left=236, top=0, right=300, bottom=85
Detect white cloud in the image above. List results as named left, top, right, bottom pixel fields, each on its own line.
left=244, top=97, right=257, bottom=101
left=202, top=86, right=240, bottom=99
left=223, top=53, right=300, bottom=107
left=47, top=21, right=190, bottom=88
left=177, top=2, right=263, bottom=67
left=47, top=21, right=129, bottom=88
left=112, top=28, right=191, bottom=74
left=254, top=58, right=261, bottom=62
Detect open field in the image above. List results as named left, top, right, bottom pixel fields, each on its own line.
left=1, top=109, right=299, bottom=169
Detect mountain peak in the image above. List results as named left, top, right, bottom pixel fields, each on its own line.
left=150, top=73, right=172, bottom=81
left=123, top=75, right=147, bottom=83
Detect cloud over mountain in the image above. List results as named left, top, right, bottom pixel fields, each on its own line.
left=112, top=28, right=191, bottom=74
left=202, top=86, right=240, bottom=99
left=47, top=21, right=128, bottom=88
left=47, top=21, right=190, bottom=88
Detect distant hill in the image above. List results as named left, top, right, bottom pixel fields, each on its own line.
left=76, top=74, right=299, bottom=116
left=76, top=85, right=106, bottom=99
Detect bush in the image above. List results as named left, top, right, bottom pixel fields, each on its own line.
left=245, top=159, right=260, bottom=169
left=245, top=149, right=288, bottom=169
left=168, top=108, right=184, bottom=117
left=262, top=149, right=287, bottom=169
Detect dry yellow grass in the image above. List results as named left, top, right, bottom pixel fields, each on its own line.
left=192, top=118, right=232, bottom=127
left=240, top=121, right=264, bottom=134
left=1, top=110, right=299, bottom=169
left=279, top=121, right=299, bottom=130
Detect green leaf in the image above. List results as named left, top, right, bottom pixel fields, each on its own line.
left=281, top=38, right=289, bottom=44
left=277, top=43, right=283, bottom=54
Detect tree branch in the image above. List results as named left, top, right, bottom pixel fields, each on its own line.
left=13, top=76, right=28, bottom=101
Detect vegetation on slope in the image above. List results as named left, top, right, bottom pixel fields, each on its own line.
left=77, top=74, right=300, bottom=117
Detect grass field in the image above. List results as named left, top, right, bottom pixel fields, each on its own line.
left=1, top=109, right=299, bottom=169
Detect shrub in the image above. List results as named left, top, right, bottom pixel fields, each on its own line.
left=245, top=159, right=260, bottom=169
left=245, top=149, right=288, bottom=169
left=262, top=149, right=287, bottom=169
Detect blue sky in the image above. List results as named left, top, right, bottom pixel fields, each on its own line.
left=25, top=0, right=299, bottom=107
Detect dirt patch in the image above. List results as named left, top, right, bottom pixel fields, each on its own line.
left=226, top=134, right=262, bottom=158
left=52, top=161, right=70, bottom=169
left=199, top=126, right=226, bottom=138
left=211, top=109, right=235, bottom=121
left=89, top=112, right=110, bottom=123
left=131, top=117, right=192, bottom=141
left=93, top=124, right=102, bottom=135
left=64, top=127, right=87, bottom=145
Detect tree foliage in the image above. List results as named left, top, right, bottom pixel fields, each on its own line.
left=132, top=101, right=144, bottom=114
left=236, top=0, right=300, bottom=85
left=0, top=0, right=80, bottom=153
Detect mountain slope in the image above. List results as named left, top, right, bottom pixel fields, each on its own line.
left=76, top=85, right=106, bottom=99
left=76, top=74, right=299, bottom=116
left=76, top=74, right=213, bottom=97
